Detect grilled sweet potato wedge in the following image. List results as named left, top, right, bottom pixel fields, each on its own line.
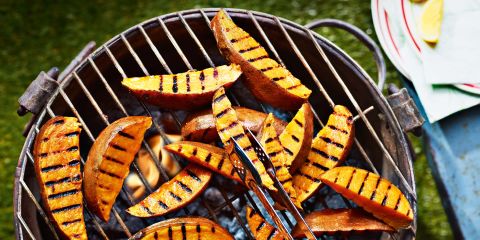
left=293, top=105, right=354, bottom=203
left=127, top=164, right=212, bottom=217
left=164, top=141, right=242, bottom=183
left=291, top=208, right=394, bottom=238
left=210, top=10, right=311, bottom=110
left=257, top=113, right=300, bottom=209
left=279, top=103, right=313, bottom=173
left=130, top=217, right=234, bottom=240
left=182, top=107, right=286, bottom=142
left=122, top=64, right=242, bottom=110
left=84, top=116, right=152, bottom=222
left=34, top=116, right=87, bottom=240
left=212, top=87, right=275, bottom=191
left=246, top=206, right=286, bottom=240
left=320, top=166, right=414, bottom=229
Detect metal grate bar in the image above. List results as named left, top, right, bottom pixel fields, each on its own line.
left=137, top=26, right=173, bottom=73
left=211, top=191, right=244, bottom=214
left=199, top=195, right=218, bottom=222
left=353, top=106, right=374, bottom=121
left=246, top=11, right=286, bottom=67
left=178, top=13, right=215, bottom=67
left=243, top=192, right=262, bottom=216
left=17, top=212, right=37, bottom=240
left=21, top=153, right=60, bottom=240
left=58, top=89, right=95, bottom=141
left=15, top=158, right=25, bottom=240
left=87, top=57, right=129, bottom=116
left=84, top=205, right=109, bottom=240
left=218, top=187, right=255, bottom=240
left=158, top=17, right=193, bottom=70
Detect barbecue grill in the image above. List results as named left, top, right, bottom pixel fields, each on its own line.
left=14, top=8, right=423, bottom=240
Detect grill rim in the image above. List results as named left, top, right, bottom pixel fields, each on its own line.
left=14, top=7, right=416, bottom=240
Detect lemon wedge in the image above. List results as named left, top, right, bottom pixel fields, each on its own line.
left=420, top=0, right=444, bottom=44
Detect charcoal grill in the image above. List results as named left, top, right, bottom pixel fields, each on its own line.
left=14, top=8, right=423, bottom=240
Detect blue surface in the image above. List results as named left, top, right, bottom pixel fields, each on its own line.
left=404, top=80, right=480, bottom=239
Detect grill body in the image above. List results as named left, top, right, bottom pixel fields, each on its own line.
left=14, top=8, right=416, bottom=240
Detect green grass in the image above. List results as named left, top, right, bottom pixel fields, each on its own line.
left=0, top=0, right=452, bottom=239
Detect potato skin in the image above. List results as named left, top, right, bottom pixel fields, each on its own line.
left=320, top=167, right=414, bottom=229
left=291, top=208, right=394, bottom=238
left=181, top=106, right=286, bottom=142
left=84, top=116, right=151, bottom=222
left=211, top=10, right=310, bottom=110
left=130, top=217, right=234, bottom=240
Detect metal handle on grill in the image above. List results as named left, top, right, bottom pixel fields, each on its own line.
left=305, top=18, right=386, bottom=90
left=18, top=41, right=96, bottom=136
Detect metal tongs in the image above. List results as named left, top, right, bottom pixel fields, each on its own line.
left=226, top=129, right=317, bottom=240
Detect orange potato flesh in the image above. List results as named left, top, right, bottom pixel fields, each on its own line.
left=257, top=114, right=301, bottom=209
left=320, top=166, right=414, bottom=229
left=84, top=116, right=152, bottom=222
left=246, top=206, right=285, bottom=240
left=34, top=116, right=87, bottom=240
left=279, top=103, right=314, bottom=173
left=212, top=87, right=275, bottom=191
left=126, top=164, right=212, bottom=217
left=122, top=64, right=242, bottom=110
left=130, top=217, right=234, bottom=240
left=164, top=141, right=242, bottom=183
left=291, top=208, right=394, bottom=238
left=293, top=105, right=354, bottom=203
left=182, top=106, right=286, bottom=143
left=210, top=10, right=311, bottom=110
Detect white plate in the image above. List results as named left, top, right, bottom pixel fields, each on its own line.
left=371, top=0, right=480, bottom=95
